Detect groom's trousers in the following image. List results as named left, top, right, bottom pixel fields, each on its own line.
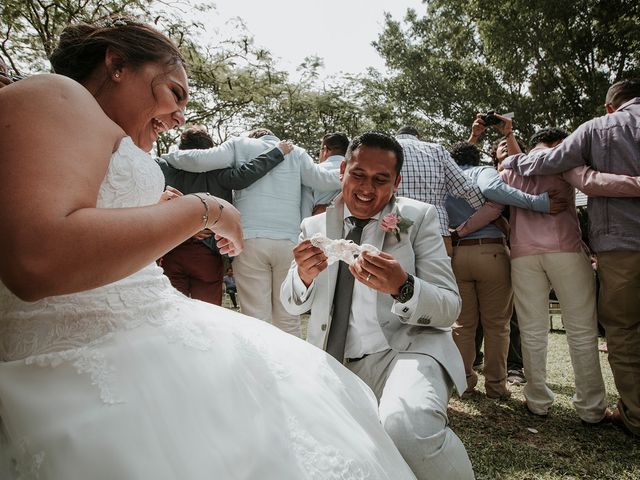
left=347, top=349, right=475, bottom=480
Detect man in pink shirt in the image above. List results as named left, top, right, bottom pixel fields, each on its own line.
left=503, top=127, right=640, bottom=423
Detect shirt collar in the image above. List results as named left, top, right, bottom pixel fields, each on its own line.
left=616, top=97, right=640, bottom=112
left=343, top=206, right=381, bottom=223
left=395, top=134, right=418, bottom=140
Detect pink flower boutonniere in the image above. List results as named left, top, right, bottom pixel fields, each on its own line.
left=381, top=212, right=414, bottom=241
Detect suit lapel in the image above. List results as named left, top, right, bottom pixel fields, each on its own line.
left=326, top=195, right=344, bottom=241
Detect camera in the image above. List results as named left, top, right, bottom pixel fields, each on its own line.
left=480, top=111, right=502, bottom=127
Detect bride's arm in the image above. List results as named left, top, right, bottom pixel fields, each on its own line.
left=0, top=75, right=242, bottom=301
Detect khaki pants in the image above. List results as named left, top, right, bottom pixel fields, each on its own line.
left=512, top=252, right=607, bottom=422
left=598, top=251, right=640, bottom=434
left=233, top=238, right=301, bottom=337
left=347, top=350, right=474, bottom=480
left=451, top=243, right=512, bottom=397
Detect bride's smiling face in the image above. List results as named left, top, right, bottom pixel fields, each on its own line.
left=111, top=61, right=189, bottom=151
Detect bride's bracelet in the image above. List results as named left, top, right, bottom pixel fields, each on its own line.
left=190, top=193, right=210, bottom=230
left=190, top=193, right=224, bottom=230
left=208, top=199, right=224, bottom=228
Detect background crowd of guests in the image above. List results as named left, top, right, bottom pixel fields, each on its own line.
left=144, top=77, right=640, bottom=442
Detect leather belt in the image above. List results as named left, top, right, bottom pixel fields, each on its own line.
left=345, top=354, right=369, bottom=364
left=454, top=237, right=505, bottom=247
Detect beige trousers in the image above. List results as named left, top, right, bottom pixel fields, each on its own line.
left=347, top=350, right=475, bottom=480
left=233, top=238, right=301, bottom=337
left=511, top=252, right=607, bottom=422
left=451, top=243, right=512, bottom=397
left=597, top=251, right=640, bottom=435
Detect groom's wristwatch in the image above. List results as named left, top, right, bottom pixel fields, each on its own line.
left=392, top=274, right=415, bottom=303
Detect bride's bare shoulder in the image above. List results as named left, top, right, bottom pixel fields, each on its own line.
left=0, top=74, right=122, bottom=139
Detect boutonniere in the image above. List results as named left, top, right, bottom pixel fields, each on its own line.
left=381, top=212, right=414, bottom=241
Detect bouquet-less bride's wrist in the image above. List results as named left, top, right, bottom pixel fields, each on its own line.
left=206, top=196, right=224, bottom=229
left=189, top=193, right=210, bottom=230
left=189, top=193, right=225, bottom=230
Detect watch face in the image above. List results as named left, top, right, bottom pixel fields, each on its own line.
left=398, top=281, right=414, bottom=303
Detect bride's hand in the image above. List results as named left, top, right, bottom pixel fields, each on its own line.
left=159, top=186, right=183, bottom=202
left=205, top=197, right=244, bottom=256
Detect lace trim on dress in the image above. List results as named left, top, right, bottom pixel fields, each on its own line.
left=0, top=137, right=209, bottom=403
left=12, top=438, right=45, bottom=480
left=288, top=416, right=372, bottom=480
left=310, top=234, right=379, bottom=266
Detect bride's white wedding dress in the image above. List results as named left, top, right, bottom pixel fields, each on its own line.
left=0, top=138, right=416, bottom=480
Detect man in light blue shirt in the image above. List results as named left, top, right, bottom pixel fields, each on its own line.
left=163, top=128, right=340, bottom=336
left=301, top=132, right=348, bottom=218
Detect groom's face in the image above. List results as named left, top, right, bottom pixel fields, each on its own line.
left=340, top=145, right=401, bottom=220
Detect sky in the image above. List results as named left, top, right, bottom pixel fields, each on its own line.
left=202, top=0, right=426, bottom=79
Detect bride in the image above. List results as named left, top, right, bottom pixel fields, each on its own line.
left=0, top=17, right=416, bottom=480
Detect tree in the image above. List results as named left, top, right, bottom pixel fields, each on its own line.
left=373, top=0, right=640, bottom=147
left=0, top=1, right=382, bottom=155
left=0, top=0, right=153, bottom=74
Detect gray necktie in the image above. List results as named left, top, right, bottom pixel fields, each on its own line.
left=326, top=216, right=370, bottom=362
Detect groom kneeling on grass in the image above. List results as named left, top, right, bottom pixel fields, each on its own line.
left=281, top=131, right=474, bottom=479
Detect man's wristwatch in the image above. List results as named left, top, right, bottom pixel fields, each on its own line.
left=392, top=274, right=415, bottom=303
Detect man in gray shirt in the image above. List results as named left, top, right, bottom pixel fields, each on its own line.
left=502, top=78, right=640, bottom=437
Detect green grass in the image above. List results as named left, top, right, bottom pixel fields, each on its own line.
left=449, top=316, right=640, bottom=479
left=222, top=298, right=640, bottom=478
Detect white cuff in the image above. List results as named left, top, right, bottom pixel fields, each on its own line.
left=391, top=281, right=421, bottom=318
left=293, top=268, right=314, bottom=303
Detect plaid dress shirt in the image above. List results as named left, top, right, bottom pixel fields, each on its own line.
left=396, top=134, right=485, bottom=235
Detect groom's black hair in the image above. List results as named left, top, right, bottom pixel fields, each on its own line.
left=345, top=131, right=404, bottom=175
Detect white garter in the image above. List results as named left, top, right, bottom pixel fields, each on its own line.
left=310, top=234, right=379, bottom=265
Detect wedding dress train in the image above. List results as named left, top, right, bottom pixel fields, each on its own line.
left=0, top=137, right=415, bottom=480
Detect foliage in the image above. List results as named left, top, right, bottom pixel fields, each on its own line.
left=374, top=0, right=640, bottom=148
left=0, top=1, right=375, bottom=156
left=0, top=0, right=153, bottom=74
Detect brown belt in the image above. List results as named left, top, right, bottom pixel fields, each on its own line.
left=454, top=237, right=505, bottom=247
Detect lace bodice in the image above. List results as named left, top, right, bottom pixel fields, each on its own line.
left=0, top=137, right=174, bottom=362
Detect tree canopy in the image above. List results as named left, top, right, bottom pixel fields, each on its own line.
left=374, top=0, right=640, bottom=148
left=2, top=0, right=638, bottom=154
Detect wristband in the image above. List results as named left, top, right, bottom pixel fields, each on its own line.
left=190, top=193, right=210, bottom=229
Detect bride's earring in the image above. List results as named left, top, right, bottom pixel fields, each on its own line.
left=114, top=72, right=121, bottom=78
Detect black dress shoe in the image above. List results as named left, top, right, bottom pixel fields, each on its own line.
left=581, top=409, right=613, bottom=427
left=507, top=369, right=527, bottom=385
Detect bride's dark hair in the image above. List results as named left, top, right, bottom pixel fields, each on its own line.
left=50, top=16, right=185, bottom=82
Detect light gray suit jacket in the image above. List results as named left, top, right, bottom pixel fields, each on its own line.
left=280, top=195, right=466, bottom=394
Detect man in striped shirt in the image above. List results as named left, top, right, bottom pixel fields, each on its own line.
left=395, top=126, right=485, bottom=255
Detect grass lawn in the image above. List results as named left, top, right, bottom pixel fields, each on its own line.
left=224, top=296, right=640, bottom=479
left=451, top=315, right=639, bottom=480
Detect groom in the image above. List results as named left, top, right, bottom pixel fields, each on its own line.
left=281, top=132, right=474, bottom=479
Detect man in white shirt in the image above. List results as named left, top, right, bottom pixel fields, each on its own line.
left=163, top=128, right=340, bottom=336
left=281, top=132, right=474, bottom=479
left=301, top=132, right=348, bottom=217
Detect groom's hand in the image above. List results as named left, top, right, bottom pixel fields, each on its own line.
left=351, top=251, right=407, bottom=295
left=293, top=240, right=328, bottom=287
